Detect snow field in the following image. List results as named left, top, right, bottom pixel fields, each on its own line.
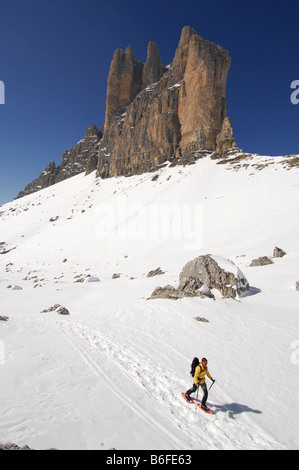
left=0, top=154, right=298, bottom=449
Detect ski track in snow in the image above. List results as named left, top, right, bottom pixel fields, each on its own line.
left=53, top=315, right=283, bottom=450
left=56, top=320, right=187, bottom=450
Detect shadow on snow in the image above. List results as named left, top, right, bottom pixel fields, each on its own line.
left=240, top=286, right=262, bottom=298
left=210, top=402, right=262, bottom=418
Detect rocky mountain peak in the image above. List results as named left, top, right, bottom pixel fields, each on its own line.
left=104, top=45, right=144, bottom=129
left=96, top=25, right=236, bottom=179
left=141, top=41, right=165, bottom=90
left=124, top=45, right=134, bottom=60
left=16, top=26, right=237, bottom=198
left=178, top=25, right=199, bottom=46
left=85, top=124, right=100, bottom=140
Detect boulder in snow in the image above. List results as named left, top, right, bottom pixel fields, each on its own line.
left=150, top=254, right=249, bottom=300
left=56, top=306, right=70, bottom=315
left=41, top=304, right=61, bottom=313
left=147, top=267, right=165, bottom=277
left=273, top=247, right=286, bottom=258
left=250, top=256, right=273, bottom=267
left=112, top=273, right=121, bottom=279
left=40, top=304, right=70, bottom=315
left=179, top=255, right=249, bottom=299
left=193, top=316, right=209, bottom=323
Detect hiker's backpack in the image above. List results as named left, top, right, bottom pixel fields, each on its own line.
left=190, top=357, right=200, bottom=377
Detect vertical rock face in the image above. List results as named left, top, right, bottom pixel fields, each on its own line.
left=215, top=117, right=236, bottom=153
left=176, top=28, right=231, bottom=156
left=96, top=26, right=236, bottom=179
left=104, top=46, right=144, bottom=129
left=142, top=41, right=165, bottom=90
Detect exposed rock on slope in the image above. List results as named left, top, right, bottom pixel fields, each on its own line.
left=150, top=255, right=250, bottom=300
left=216, top=117, right=237, bottom=153
left=0, top=443, right=33, bottom=450
left=16, top=161, right=59, bottom=199
left=179, top=255, right=250, bottom=298
left=273, top=246, right=286, bottom=258
left=250, top=256, right=273, bottom=267
left=16, top=124, right=102, bottom=199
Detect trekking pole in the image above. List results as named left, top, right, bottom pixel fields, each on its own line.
left=209, top=380, right=215, bottom=391
left=194, top=385, right=199, bottom=416
left=196, top=385, right=199, bottom=403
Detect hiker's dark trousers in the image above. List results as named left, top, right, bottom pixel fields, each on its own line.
left=186, top=382, right=208, bottom=406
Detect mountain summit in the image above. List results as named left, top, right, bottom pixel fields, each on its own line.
left=17, top=26, right=236, bottom=198
left=96, top=25, right=236, bottom=179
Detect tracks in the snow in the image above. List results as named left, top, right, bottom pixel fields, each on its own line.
left=59, top=321, right=188, bottom=450
left=53, top=318, right=282, bottom=450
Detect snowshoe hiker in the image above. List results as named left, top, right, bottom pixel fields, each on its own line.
left=184, top=357, right=215, bottom=410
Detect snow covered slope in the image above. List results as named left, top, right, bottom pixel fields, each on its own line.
left=0, top=153, right=299, bottom=450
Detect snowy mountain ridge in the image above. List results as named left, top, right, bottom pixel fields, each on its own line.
left=0, top=152, right=299, bottom=450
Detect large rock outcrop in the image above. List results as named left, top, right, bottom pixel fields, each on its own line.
left=96, top=26, right=236, bottom=178
left=150, top=255, right=250, bottom=300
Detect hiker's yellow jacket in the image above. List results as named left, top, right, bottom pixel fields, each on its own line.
left=194, top=362, right=213, bottom=385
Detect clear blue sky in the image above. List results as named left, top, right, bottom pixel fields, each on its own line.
left=0, top=0, right=298, bottom=204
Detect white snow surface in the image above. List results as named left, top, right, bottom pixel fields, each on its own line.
left=0, top=154, right=299, bottom=450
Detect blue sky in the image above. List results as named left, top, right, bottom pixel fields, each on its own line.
left=0, top=0, right=298, bottom=204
